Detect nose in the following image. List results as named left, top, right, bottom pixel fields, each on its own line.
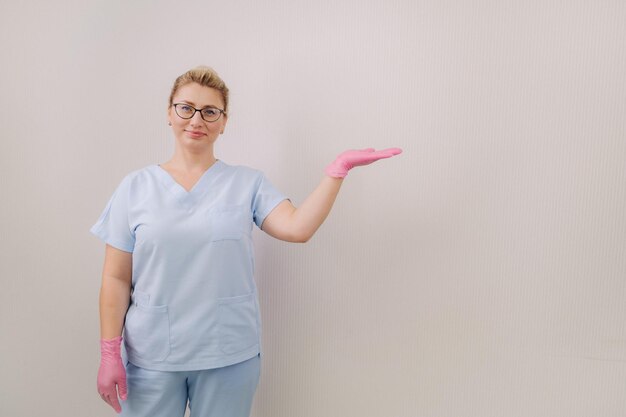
left=189, top=110, right=204, bottom=126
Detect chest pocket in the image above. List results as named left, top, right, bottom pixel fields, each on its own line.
left=210, top=204, right=249, bottom=241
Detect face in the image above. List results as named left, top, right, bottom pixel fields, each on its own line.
left=167, top=82, right=228, bottom=146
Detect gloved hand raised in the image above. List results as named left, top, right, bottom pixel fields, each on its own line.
left=97, top=336, right=128, bottom=414
left=324, top=147, right=403, bottom=178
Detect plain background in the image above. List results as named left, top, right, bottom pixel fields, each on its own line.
left=1, top=1, right=625, bottom=416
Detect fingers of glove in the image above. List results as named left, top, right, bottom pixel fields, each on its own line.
left=327, top=147, right=402, bottom=177
left=111, top=390, right=123, bottom=413
left=369, top=147, right=403, bottom=161
left=98, top=374, right=126, bottom=404
left=337, top=149, right=371, bottom=159
left=379, top=147, right=403, bottom=156
left=100, top=391, right=122, bottom=413
left=337, top=150, right=377, bottom=165
left=345, top=150, right=390, bottom=166
left=117, top=374, right=128, bottom=401
left=350, top=148, right=401, bottom=162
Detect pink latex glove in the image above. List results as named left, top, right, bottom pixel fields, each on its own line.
left=97, top=336, right=127, bottom=414
left=324, top=147, right=403, bottom=178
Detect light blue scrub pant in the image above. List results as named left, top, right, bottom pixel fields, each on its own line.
left=119, top=354, right=261, bottom=417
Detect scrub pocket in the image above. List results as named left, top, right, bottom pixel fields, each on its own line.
left=211, top=204, right=248, bottom=241
left=217, top=292, right=259, bottom=354
left=124, top=292, right=171, bottom=362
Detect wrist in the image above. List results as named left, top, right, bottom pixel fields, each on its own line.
left=100, top=336, right=123, bottom=356
left=324, top=160, right=349, bottom=178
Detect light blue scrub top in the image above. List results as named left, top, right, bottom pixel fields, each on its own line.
left=90, top=160, right=289, bottom=371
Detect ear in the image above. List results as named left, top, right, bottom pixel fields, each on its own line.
left=220, top=113, right=228, bottom=134
left=167, top=106, right=173, bottom=126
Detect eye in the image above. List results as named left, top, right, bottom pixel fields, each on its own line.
left=180, top=105, right=193, bottom=112
left=202, top=108, right=218, bottom=116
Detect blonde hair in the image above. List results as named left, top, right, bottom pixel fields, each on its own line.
left=168, top=66, right=230, bottom=114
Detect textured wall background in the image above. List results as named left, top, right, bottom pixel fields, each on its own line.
left=1, top=1, right=625, bottom=416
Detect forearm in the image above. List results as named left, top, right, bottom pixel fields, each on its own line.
left=262, top=147, right=401, bottom=243
left=99, top=277, right=131, bottom=339
left=291, top=175, right=344, bottom=241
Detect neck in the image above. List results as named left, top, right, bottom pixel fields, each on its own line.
left=166, top=145, right=217, bottom=173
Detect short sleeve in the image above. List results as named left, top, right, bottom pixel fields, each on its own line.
left=252, top=172, right=289, bottom=229
left=89, top=175, right=135, bottom=252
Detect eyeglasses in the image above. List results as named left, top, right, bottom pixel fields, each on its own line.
left=172, top=103, right=226, bottom=122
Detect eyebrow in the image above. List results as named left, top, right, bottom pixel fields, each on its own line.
left=179, top=100, right=221, bottom=109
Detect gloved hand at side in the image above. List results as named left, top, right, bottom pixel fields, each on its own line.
left=324, top=147, right=403, bottom=178
left=97, top=336, right=128, bottom=414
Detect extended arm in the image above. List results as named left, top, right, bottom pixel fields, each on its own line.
left=261, top=147, right=402, bottom=243
left=261, top=176, right=343, bottom=242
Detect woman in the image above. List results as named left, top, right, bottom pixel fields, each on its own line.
left=91, top=65, right=402, bottom=417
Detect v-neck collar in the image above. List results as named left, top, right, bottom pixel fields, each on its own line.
left=152, top=160, right=224, bottom=210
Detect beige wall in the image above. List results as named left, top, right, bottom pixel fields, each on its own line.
left=1, top=1, right=625, bottom=416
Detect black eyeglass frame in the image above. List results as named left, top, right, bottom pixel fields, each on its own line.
left=172, top=103, right=226, bottom=122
